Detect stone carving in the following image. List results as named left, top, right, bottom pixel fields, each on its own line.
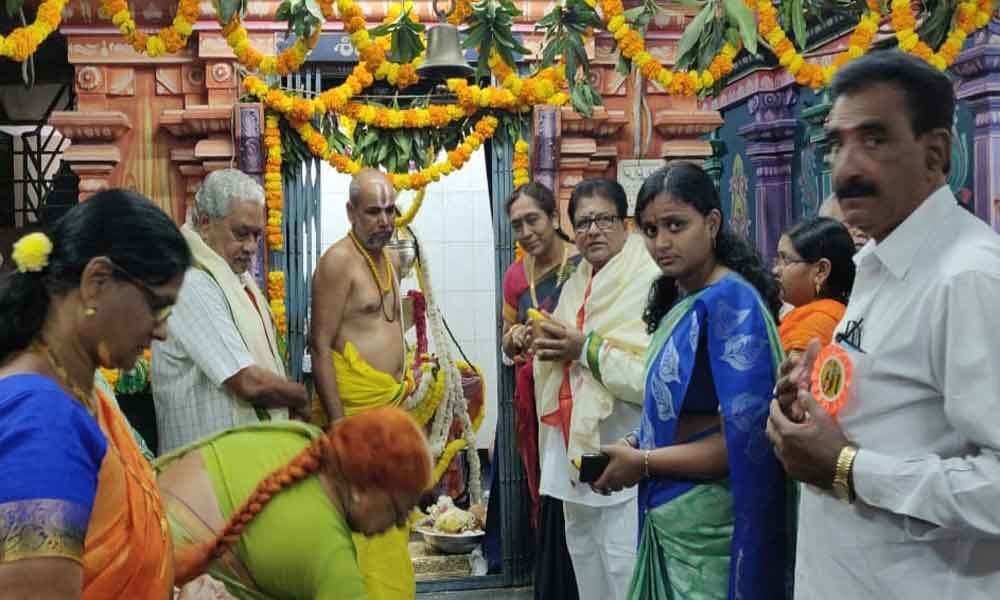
left=76, top=66, right=104, bottom=92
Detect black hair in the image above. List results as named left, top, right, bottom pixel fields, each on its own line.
left=785, top=216, right=856, bottom=304
left=831, top=49, right=954, bottom=172
left=635, top=162, right=782, bottom=333
left=505, top=181, right=556, bottom=216
left=0, top=189, right=192, bottom=360
left=567, top=179, right=629, bottom=225
left=505, top=182, right=570, bottom=242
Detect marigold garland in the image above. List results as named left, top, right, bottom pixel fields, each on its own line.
left=390, top=115, right=499, bottom=190
left=890, top=0, right=992, bottom=70
left=395, top=187, right=427, bottom=227
left=513, top=138, right=530, bottom=188
left=222, top=17, right=317, bottom=76
left=267, top=271, right=288, bottom=336
left=264, top=113, right=284, bottom=251
left=0, top=0, right=68, bottom=62
left=100, top=0, right=199, bottom=57
left=747, top=0, right=881, bottom=88
left=600, top=0, right=738, bottom=95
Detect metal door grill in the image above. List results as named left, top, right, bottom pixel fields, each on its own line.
left=280, top=67, right=323, bottom=381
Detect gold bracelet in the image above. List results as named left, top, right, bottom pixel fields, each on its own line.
left=832, top=445, right=858, bottom=503
left=642, top=450, right=651, bottom=479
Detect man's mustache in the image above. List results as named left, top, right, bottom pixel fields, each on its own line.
left=835, top=177, right=879, bottom=200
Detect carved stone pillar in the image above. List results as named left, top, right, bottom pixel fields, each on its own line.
left=801, top=90, right=834, bottom=206
left=704, top=130, right=727, bottom=192
left=48, top=111, right=132, bottom=200
left=954, top=18, right=1000, bottom=229
left=555, top=107, right=626, bottom=232
left=654, top=109, right=724, bottom=162
left=738, top=87, right=798, bottom=261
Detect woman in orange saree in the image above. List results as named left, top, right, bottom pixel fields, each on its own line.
left=0, top=190, right=191, bottom=599
left=772, top=217, right=857, bottom=357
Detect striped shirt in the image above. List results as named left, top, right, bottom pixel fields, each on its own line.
left=152, top=269, right=260, bottom=454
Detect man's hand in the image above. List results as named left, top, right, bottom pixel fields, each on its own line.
left=766, top=387, right=850, bottom=489
left=533, top=317, right=586, bottom=363
left=774, top=339, right=822, bottom=423
left=590, top=444, right=643, bottom=495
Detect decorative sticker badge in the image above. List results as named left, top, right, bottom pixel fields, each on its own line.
left=810, top=344, right=854, bottom=417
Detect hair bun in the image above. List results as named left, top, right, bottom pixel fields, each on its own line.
left=12, top=232, right=53, bottom=273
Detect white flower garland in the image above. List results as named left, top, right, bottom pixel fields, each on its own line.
left=414, top=239, right=483, bottom=504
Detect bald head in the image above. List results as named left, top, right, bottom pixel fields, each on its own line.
left=349, top=168, right=394, bottom=207
left=347, top=168, right=397, bottom=252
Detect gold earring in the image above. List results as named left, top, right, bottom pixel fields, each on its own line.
left=815, top=282, right=822, bottom=296
left=84, top=307, right=97, bottom=317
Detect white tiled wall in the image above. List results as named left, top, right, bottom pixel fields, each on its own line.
left=318, top=149, right=499, bottom=448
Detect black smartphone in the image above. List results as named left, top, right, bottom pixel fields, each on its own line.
left=578, top=452, right=610, bottom=483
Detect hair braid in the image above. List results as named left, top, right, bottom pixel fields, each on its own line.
left=173, top=439, right=328, bottom=585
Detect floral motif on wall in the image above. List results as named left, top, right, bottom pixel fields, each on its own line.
left=729, top=154, right=751, bottom=240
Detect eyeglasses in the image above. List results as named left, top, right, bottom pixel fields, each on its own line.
left=110, top=262, right=174, bottom=323
left=772, top=254, right=811, bottom=269
left=573, top=214, right=620, bottom=234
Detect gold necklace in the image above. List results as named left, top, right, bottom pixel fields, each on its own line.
left=527, top=243, right=570, bottom=309
left=349, top=231, right=393, bottom=294
left=32, top=340, right=96, bottom=413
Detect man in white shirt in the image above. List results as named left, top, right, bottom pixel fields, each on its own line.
left=767, top=50, right=1000, bottom=599
left=152, top=169, right=306, bottom=453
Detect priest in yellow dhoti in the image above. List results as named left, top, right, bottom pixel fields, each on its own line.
left=310, top=169, right=418, bottom=600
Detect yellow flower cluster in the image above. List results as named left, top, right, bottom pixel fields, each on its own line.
left=99, top=367, right=121, bottom=390
left=395, top=187, right=426, bottom=227
left=513, top=139, right=530, bottom=188
left=245, top=62, right=375, bottom=121
left=0, top=0, right=67, bottom=62
left=12, top=232, right=53, bottom=273
left=390, top=115, right=499, bottom=191
left=603, top=0, right=737, bottom=95
left=747, top=0, right=880, bottom=88
left=375, top=1, right=425, bottom=89
left=101, top=0, right=199, bottom=57
left=223, top=18, right=316, bottom=76
left=267, top=271, right=287, bottom=336
left=891, top=0, right=992, bottom=70
left=450, top=64, right=570, bottom=114
left=264, top=113, right=284, bottom=251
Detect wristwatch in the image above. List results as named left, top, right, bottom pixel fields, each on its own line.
left=832, top=444, right=858, bottom=503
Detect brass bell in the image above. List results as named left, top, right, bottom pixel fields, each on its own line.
left=418, top=22, right=474, bottom=80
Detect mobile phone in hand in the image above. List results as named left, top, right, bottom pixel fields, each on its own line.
left=578, top=452, right=610, bottom=483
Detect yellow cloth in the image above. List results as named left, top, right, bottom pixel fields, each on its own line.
left=333, top=341, right=416, bottom=600
left=181, top=223, right=287, bottom=423
left=535, top=234, right=660, bottom=464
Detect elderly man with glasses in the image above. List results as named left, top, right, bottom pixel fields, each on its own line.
left=531, top=178, right=660, bottom=600
left=152, top=168, right=306, bottom=454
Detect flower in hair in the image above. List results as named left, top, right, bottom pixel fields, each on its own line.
left=12, top=232, right=53, bottom=273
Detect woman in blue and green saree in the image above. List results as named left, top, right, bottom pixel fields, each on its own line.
left=592, top=162, right=792, bottom=600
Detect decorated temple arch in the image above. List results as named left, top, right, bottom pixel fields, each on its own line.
left=0, top=0, right=997, bottom=593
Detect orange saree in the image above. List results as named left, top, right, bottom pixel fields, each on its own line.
left=778, top=299, right=846, bottom=354
left=83, top=390, right=174, bottom=599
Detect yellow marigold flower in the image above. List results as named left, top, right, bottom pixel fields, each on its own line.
left=608, top=15, right=626, bottom=33
left=515, top=139, right=529, bottom=153
left=12, top=232, right=53, bottom=272
left=633, top=51, right=652, bottom=67
left=147, top=36, right=166, bottom=57
left=788, top=54, right=804, bottom=74
left=847, top=45, right=864, bottom=58
left=173, top=16, right=193, bottom=37
left=929, top=55, right=947, bottom=70
left=112, top=9, right=130, bottom=26
left=779, top=48, right=797, bottom=66
left=656, top=69, right=673, bottom=88
left=701, top=71, right=714, bottom=88
left=767, top=29, right=785, bottom=46
left=899, top=31, right=919, bottom=52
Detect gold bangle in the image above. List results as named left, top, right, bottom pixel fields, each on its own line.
left=832, top=445, right=858, bottom=503
left=642, top=449, right=651, bottom=479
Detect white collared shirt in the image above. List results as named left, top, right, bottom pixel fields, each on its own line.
left=796, top=186, right=1000, bottom=599
left=151, top=269, right=259, bottom=454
